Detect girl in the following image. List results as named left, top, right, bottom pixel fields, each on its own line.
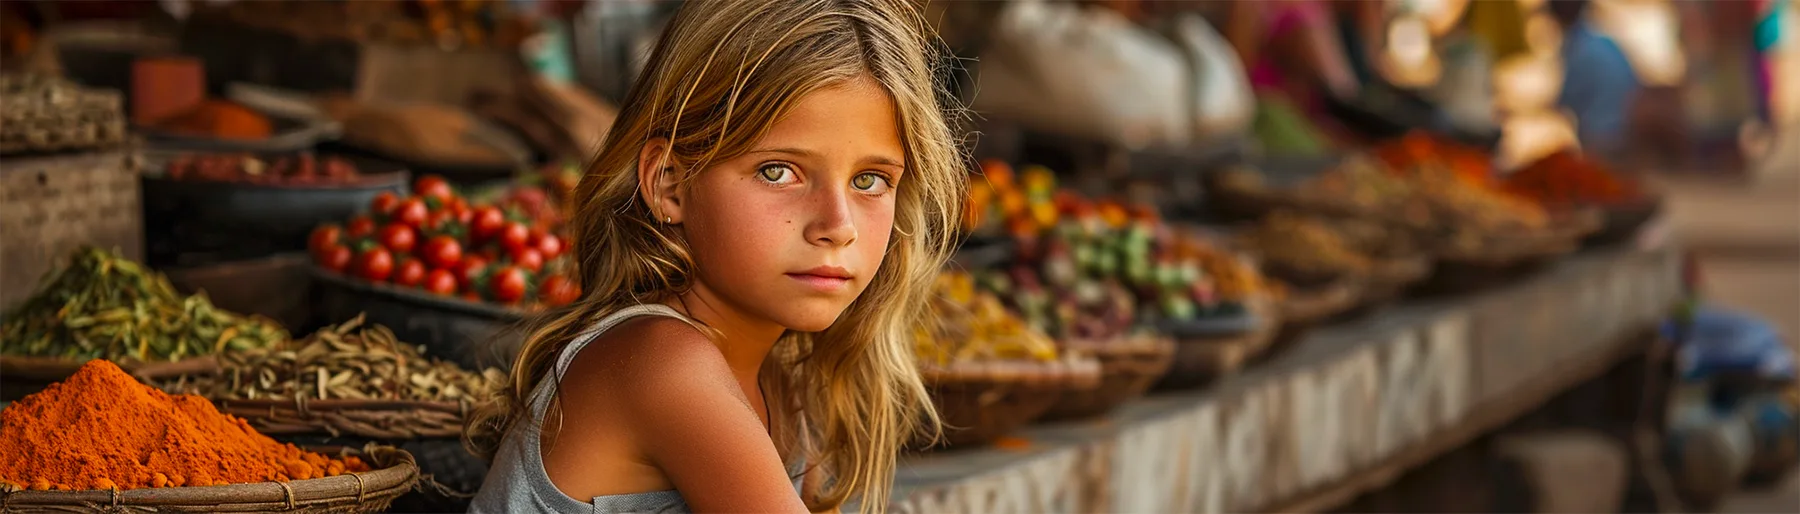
left=464, top=0, right=964, bottom=512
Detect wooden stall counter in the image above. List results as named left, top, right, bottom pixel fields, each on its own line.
left=892, top=245, right=1682, bottom=513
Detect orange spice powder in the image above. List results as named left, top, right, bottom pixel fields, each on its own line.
left=0, top=360, right=368, bottom=492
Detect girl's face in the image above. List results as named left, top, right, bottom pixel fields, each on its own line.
left=672, top=75, right=905, bottom=333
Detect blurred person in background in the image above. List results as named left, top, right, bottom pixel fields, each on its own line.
left=1222, top=0, right=1365, bottom=154
left=1549, top=0, right=1639, bottom=161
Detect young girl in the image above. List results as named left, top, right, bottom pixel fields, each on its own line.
left=464, top=0, right=964, bottom=512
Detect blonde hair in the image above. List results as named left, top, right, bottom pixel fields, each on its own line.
left=464, top=0, right=965, bottom=511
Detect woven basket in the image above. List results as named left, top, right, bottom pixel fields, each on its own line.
left=213, top=398, right=471, bottom=440
left=0, top=444, right=418, bottom=513
left=1419, top=229, right=1580, bottom=296
left=1276, top=280, right=1364, bottom=327
left=1040, top=334, right=1176, bottom=421
left=1582, top=198, right=1663, bottom=247
left=1205, top=172, right=1370, bottom=223
left=915, top=358, right=1101, bottom=449
left=1339, top=255, right=1433, bottom=320
left=1155, top=298, right=1280, bottom=390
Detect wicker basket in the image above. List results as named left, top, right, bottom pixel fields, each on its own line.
left=1339, top=255, right=1433, bottom=320
left=1276, top=280, right=1364, bottom=327
left=1418, top=229, right=1581, bottom=296
left=1040, top=334, right=1175, bottom=421
left=1582, top=198, right=1663, bottom=247
left=1204, top=171, right=1370, bottom=223
left=0, top=444, right=418, bottom=513
left=211, top=398, right=470, bottom=440
left=1155, top=298, right=1280, bottom=390
left=915, top=358, right=1101, bottom=449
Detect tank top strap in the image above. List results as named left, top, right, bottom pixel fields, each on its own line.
left=528, top=303, right=695, bottom=415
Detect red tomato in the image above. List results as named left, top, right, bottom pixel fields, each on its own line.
left=498, top=222, right=531, bottom=253
left=423, top=210, right=457, bottom=233
left=352, top=247, right=395, bottom=282
left=455, top=256, right=490, bottom=289
left=449, top=198, right=474, bottom=225
left=470, top=207, right=506, bottom=241
left=532, top=232, right=564, bottom=260
left=392, top=198, right=430, bottom=229
left=510, top=247, right=545, bottom=273
left=377, top=224, right=417, bottom=254
left=539, top=274, right=580, bottom=307
left=489, top=266, right=528, bottom=304
left=308, top=225, right=343, bottom=257
left=318, top=245, right=353, bottom=272
left=424, top=269, right=458, bottom=295
left=369, top=191, right=400, bottom=216
left=392, top=258, right=426, bottom=286
left=413, top=175, right=455, bottom=202
left=421, top=236, right=464, bottom=270
left=346, top=216, right=377, bottom=238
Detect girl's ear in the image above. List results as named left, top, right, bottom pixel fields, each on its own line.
left=637, top=138, right=685, bottom=225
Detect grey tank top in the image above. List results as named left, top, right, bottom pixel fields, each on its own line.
left=468, top=304, right=805, bottom=513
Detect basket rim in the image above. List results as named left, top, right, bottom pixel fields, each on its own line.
left=213, top=397, right=469, bottom=415
left=1061, top=333, right=1176, bottom=358
left=1274, top=279, right=1364, bottom=324
left=0, top=444, right=417, bottom=507
left=919, top=356, right=1103, bottom=386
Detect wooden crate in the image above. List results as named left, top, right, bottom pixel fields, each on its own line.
left=0, top=149, right=143, bottom=311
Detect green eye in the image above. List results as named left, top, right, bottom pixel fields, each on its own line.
left=757, top=164, right=794, bottom=184
left=852, top=173, right=889, bottom=193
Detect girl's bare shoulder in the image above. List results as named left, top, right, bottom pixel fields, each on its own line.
left=557, top=316, right=739, bottom=408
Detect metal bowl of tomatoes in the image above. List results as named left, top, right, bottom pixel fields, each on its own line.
left=304, top=175, right=581, bottom=369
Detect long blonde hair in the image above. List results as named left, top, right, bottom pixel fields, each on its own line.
left=464, top=0, right=964, bottom=511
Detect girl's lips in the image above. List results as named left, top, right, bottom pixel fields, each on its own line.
left=785, top=273, right=852, bottom=292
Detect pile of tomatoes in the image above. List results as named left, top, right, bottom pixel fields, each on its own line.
left=308, top=175, right=582, bottom=308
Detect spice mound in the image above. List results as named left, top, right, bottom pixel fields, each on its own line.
left=0, top=360, right=368, bottom=492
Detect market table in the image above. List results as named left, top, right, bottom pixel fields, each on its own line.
left=891, top=244, right=1682, bottom=513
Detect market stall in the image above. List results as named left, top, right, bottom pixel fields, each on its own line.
left=2, top=0, right=1786, bottom=512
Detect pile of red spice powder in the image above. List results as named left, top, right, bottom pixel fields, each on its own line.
left=0, top=360, right=369, bottom=491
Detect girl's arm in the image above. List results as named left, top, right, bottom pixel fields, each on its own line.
left=552, top=318, right=808, bottom=512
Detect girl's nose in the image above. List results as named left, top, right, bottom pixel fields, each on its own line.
left=803, top=187, right=858, bottom=247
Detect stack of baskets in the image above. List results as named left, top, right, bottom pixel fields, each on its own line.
left=0, top=73, right=128, bottom=155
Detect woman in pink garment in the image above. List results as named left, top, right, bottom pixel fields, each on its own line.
left=1224, top=0, right=1367, bottom=151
